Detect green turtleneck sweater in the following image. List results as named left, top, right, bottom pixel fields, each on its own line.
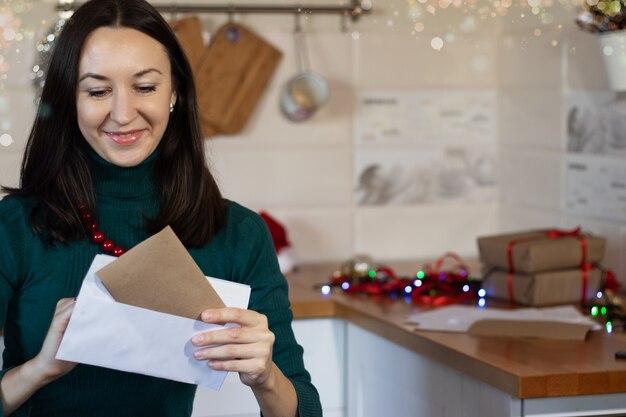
left=0, top=150, right=322, bottom=417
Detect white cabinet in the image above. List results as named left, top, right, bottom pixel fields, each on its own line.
left=345, top=323, right=517, bottom=417
left=192, top=318, right=346, bottom=417
left=345, top=324, right=626, bottom=417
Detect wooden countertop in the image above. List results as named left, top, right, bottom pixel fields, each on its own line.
left=285, top=262, right=626, bottom=400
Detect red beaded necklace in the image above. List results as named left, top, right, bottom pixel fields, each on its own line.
left=79, top=204, right=126, bottom=257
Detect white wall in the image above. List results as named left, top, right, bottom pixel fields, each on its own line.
left=2, top=0, right=624, bottom=281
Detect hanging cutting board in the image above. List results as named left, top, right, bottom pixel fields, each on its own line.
left=195, top=22, right=282, bottom=135
left=169, top=16, right=205, bottom=73
left=169, top=16, right=220, bottom=138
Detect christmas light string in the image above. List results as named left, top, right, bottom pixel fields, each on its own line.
left=320, top=252, right=481, bottom=306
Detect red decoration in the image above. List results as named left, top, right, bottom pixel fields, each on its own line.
left=78, top=205, right=126, bottom=257
left=259, top=211, right=290, bottom=253
left=325, top=252, right=479, bottom=306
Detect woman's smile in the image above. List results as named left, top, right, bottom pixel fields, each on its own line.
left=104, top=129, right=146, bottom=146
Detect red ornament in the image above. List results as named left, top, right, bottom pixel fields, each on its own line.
left=79, top=205, right=126, bottom=257
left=91, top=231, right=104, bottom=243
left=86, top=221, right=98, bottom=233
left=102, top=240, right=114, bottom=252
left=81, top=212, right=92, bottom=223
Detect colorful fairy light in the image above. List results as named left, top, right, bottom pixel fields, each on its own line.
left=323, top=252, right=480, bottom=306
left=321, top=285, right=331, bottom=296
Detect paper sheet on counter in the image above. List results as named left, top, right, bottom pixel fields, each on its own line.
left=406, top=305, right=599, bottom=341
left=57, top=255, right=251, bottom=389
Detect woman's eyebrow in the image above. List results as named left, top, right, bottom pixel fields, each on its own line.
left=78, top=68, right=163, bottom=83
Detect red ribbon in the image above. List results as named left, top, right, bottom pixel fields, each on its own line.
left=505, top=227, right=589, bottom=304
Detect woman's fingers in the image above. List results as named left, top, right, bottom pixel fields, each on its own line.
left=192, top=307, right=275, bottom=387
left=193, top=341, right=270, bottom=361
left=33, top=298, right=78, bottom=382
left=199, top=307, right=267, bottom=327
left=192, top=325, right=273, bottom=346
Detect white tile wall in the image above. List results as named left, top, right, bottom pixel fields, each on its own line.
left=499, top=90, right=564, bottom=151
left=209, top=147, right=353, bottom=209
left=499, top=149, right=564, bottom=211
left=355, top=203, right=499, bottom=260
left=356, top=33, right=498, bottom=89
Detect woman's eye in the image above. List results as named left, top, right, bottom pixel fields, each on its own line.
left=88, top=89, right=110, bottom=98
left=136, top=85, right=157, bottom=94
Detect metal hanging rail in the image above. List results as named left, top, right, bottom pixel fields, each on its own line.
left=55, top=1, right=372, bottom=21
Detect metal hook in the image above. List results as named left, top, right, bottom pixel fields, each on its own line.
left=340, top=11, right=349, bottom=32
left=170, top=2, right=178, bottom=22
left=228, top=4, right=235, bottom=22
left=294, top=8, right=303, bottom=33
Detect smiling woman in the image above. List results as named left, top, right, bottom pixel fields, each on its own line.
left=76, top=27, right=176, bottom=167
left=0, top=0, right=321, bottom=416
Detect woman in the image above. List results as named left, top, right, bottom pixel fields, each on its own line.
left=0, top=0, right=322, bottom=416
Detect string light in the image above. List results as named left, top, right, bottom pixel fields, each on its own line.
left=478, top=298, right=486, bottom=308
left=323, top=253, right=480, bottom=306
left=606, top=321, right=613, bottom=333
left=478, top=289, right=486, bottom=298
left=321, top=285, right=331, bottom=296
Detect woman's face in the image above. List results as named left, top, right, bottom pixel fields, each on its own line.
left=76, top=27, right=176, bottom=167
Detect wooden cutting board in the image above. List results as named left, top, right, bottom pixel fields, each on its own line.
left=169, top=16, right=205, bottom=73
left=169, top=16, right=219, bottom=138
left=195, top=22, right=282, bottom=135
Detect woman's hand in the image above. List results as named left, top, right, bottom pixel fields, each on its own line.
left=191, top=307, right=276, bottom=388
left=32, top=298, right=78, bottom=383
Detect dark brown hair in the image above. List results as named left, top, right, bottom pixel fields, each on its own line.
left=3, top=0, right=225, bottom=246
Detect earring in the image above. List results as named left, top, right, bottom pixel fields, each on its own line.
left=169, top=102, right=174, bottom=113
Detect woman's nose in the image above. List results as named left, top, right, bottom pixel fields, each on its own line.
left=109, top=91, right=137, bottom=125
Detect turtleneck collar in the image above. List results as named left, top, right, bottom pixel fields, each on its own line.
left=85, top=145, right=159, bottom=201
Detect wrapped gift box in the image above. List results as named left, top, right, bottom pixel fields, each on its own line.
left=477, top=230, right=606, bottom=274
left=481, top=267, right=602, bottom=306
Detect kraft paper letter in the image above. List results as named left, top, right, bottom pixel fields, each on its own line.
left=57, top=255, right=251, bottom=389
left=97, top=226, right=225, bottom=320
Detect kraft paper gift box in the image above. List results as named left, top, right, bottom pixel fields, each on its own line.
left=481, top=267, right=603, bottom=306
left=477, top=230, right=606, bottom=274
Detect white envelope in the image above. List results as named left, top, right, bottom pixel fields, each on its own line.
left=57, top=254, right=251, bottom=390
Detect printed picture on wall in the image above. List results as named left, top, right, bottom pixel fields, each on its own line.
left=356, top=90, right=497, bottom=145
left=355, top=147, right=497, bottom=206
left=566, top=90, right=626, bottom=222
left=567, top=90, right=626, bottom=157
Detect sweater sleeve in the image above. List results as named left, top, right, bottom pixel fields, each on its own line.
left=0, top=198, right=31, bottom=417
left=229, top=208, right=322, bottom=417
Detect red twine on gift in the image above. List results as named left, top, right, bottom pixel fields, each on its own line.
left=505, top=227, right=590, bottom=305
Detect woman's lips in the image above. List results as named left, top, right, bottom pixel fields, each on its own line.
left=105, top=130, right=144, bottom=146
